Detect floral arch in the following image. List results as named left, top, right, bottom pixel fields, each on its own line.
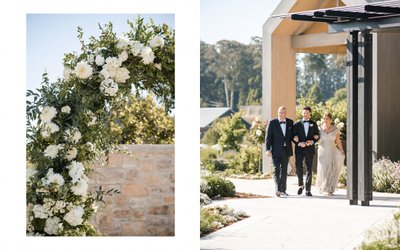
left=26, top=18, right=175, bottom=236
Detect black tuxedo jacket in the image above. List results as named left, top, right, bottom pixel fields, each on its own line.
left=265, top=118, right=293, bottom=158
left=292, top=120, right=320, bottom=155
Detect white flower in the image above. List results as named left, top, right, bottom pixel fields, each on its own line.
left=71, top=179, right=88, bottom=196
left=26, top=168, right=38, bottom=183
left=86, top=142, right=96, bottom=151
left=63, top=67, right=72, bottom=81
left=255, top=116, right=260, bottom=122
left=114, top=67, right=130, bottom=83
left=61, top=105, right=71, bottom=114
left=63, top=206, right=84, bottom=226
left=118, top=51, right=129, bottom=62
left=40, top=106, right=57, bottom=124
left=334, top=118, right=340, bottom=124
left=65, top=147, right=77, bottom=161
left=53, top=201, right=67, bottom=213
left=131, top=42, right=144, bottom=56
left=317, top=120, right=322, bottom=126
left=256, top=129, right=262, bottom=137
left=33, top=204, right=49, bottom=219
left=67, top=161, right=85, bottom=184
left=100, top=78, right=119, bottom=97
left=74, top=61, right=93, bottom=79
left=45, top=168, right=65, bottom=186
left=65, top=128, right=81, bottom=143
left=95, top=55, right=105, bottom=66
left=87, top=54, right=95, bottom=64
left=338, top=122, right=345, bottom=129
left=141, top=46, right=155, bottom=65
left=155, top=63, right=162, bottom=70
left=210, top=221, right=223, bottom=229
left=105, top=56, right=122, bottom=68
left=117, top=38, right=130, bottom=49
left=149, top=36, right=165, bottom=48
left=44, top=144, right=63, bottom=159
left=41, top=122, right=60, bottom=138
left=44, top=217, right=63, bottom=235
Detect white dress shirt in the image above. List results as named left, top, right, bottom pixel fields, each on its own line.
left=303, top=119, right=310, bottom=137
left=279, top=118, right=286, bottom=146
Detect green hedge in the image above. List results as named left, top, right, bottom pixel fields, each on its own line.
left=200, top=175, right=235, bottom=198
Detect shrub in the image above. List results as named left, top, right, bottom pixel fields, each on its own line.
left=200, top=204, right=247, bottom=236
left=200, top=193, right=212, bottom=207
left=227, top=145, right=262, bottom=174
left=338, top=165, right=347, bottom=187
left=372, top=157, right=400, bottom=194
left=200, top=148, right=219, bottom=162
left=360, top=211, right=400, bottom=249
left=201, top=175, right=236, bottom=198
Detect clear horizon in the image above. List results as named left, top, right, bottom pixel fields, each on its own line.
left=201, top=0, right=280, bottom=44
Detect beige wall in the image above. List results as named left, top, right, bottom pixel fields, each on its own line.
left=90, top=144, right=174, bottom=236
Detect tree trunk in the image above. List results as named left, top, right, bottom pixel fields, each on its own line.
left=223, top=76, right=229, bottom=107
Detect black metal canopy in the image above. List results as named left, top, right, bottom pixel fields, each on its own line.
left=272, top=0, right=400, bottom=24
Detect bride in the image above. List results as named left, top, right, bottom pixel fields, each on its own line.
left=316, top=112, right=345, bottom=196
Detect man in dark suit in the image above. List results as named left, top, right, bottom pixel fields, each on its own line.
left=292, top=106, right=320, bottom=196
left=265, top=106, right=294, bottom=198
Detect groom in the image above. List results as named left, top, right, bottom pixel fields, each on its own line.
left=292, top=106, right=320, bottom=196
left=265, top=106, right=293, bottom=198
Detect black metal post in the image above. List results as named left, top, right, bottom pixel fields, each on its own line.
left=347, top=30, right=359, bottom=205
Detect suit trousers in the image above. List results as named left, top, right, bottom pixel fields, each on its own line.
left=295, top=150, right=314, bottom=191
left=272, top=149, right=289, bottom=193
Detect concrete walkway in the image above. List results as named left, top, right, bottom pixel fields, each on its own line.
left=200, top=176, right=400, bottom=250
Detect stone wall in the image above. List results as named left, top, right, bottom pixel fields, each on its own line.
left=90, top=144, right=174, bottom=236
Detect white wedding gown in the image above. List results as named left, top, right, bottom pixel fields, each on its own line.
left=316, top=127, right=345, bottom=194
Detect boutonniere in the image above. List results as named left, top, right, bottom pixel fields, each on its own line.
left=310, top=124, right=314, bottom=127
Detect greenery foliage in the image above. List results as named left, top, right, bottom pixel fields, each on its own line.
left=26, top=18, right=174, bottom=236
left=227, top=145, right=262, bottom=174
left=200, top=174, right=236, bottom=198
left=109, top=94, right=174, bottom=144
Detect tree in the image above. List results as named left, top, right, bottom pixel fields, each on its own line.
left=217, top=112, right=247, bottom=151
left=110, top=95, right=174, bottom=144
left=200, top=38, right=262, bottom=108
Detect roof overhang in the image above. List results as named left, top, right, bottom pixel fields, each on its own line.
left=272, top=0, right=400, bottom=33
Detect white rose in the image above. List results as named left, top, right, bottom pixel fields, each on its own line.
left=44, top=144, right=63, bottom=159
left=105, top=57, right=122, bottom=69
left=26, top=168, right=38, bottom=183
left=33, top=205, right=49, bottom=219
left=65, top=147, right=78, bottom=161
left=40, top=106, right=57, bottom=124
left=116, top=38, right=130, bottom=49
left=149, top=36, right=165, bottom=48
left=118, top=51, right=129, bottom=62
left=67, top=161, right=85, bottom=184
left=63, top=67, right=72, bottom=81
left=63, top=206, right=84, bottom=226
left=45, top=169, right=65, bottom=186
left=131, top=42, right=144, bottom=56
left=334, top=118, right=340, bottom=124
left=140, top=46, right=155, bottom=65
left=44, top=217, right=63, bottom=235
left=65, top=128, right=81, bottom=143
left=100, top=78, right=118, bottom=97
left=61, top=105, right=71, bottom=114
left=74, top=61, right=93, bottom=79
left=114, top=67, right=130, bottom=83
left=71, top=179, right=88, bottom=196
left=95, top=55, right=105, bottom=66
left=256, top=130, right=262, bottom=137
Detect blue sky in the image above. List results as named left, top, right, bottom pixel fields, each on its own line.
left=27, top=14, right=174, bottom=91
left=201, top=0, right=280, bottom=44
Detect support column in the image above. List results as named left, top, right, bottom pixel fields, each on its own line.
left=358, top=30, right=373, bottom=206
left=346, top=30, right=358, bottom=205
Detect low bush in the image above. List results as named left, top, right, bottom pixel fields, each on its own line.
left=200, top=175, right=236, bottom=198
left=372, top=157, right=400, bottom=194
left=200, top=204, right=247, bottom=236
left=227, top=145, right=262, bottom=174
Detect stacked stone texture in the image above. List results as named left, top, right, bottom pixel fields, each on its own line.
left=90, top=145, right=174, bottom=236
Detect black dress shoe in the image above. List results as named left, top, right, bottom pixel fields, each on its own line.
left=297, top=187, right=303, bottom=195
left=306, top=191, right=312, bottom=197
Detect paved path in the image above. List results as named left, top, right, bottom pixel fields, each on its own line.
left=200, top=176, right=400, bottom=250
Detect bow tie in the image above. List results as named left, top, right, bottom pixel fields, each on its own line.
left=280, top=121, right=285, bottom=124
left=303, top=120, right=310, bottom=123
